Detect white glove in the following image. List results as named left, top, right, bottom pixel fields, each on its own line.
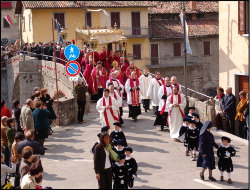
left=225, top=151, right=230, bottom=157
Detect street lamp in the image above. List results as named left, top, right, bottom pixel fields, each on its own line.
left=119, top=36, right=128, bottom=57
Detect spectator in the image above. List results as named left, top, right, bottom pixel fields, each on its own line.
left=21, top=164, right=43, bottom=189
left=1, top=153, right=16, bottom=187
left=222, top=87, right=236, bottom=135
left=1, top=116, right=10, bottom=166
left=32, top=102, right=50, bottom=150
left=55, top=46, right=61, bottom=63
left=6, top=118, right=16, bottom=155
left=13, top=100, right=22, bottom=133
left=20, top=99, right=35, bottom=132
left=1, top=100, right=12, bottom=118
left=33, top=91, right=42, bottom=107
left=60, top=48, right=66, bottom=65
left=31, top=87, right=41, bottom=100
left=211, top=87, right=225, bottom=130
left=19, top=147, right=33, bottom=179
left=74, top=77, right=88, bottom=124
left=11, top=132, right=25, bottom=188
left=17, top=130, right=45, bottom=155
left=235, top=91, right=248, bottom=138
left=244, top=93, right=249, bottom=140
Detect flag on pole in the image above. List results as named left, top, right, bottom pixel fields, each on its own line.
left=55, top=19, right=63, bottom=44
left=87, top=9, right=109, bottom=17
left=4, top=15, right=14, bottom=28
left=179, top=12, right=192, bottom=55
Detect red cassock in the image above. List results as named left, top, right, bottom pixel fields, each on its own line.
left=99, top=50, right=111, bottom=70
left=78, top=50, right=84, bottom=66
left=113, top=55, right=120, bottom=66
left=83, top=63, right=93, bottom=85
left=125, top=66, right=141, bottom=79
left=89, top=67, right=108, bottom=95
left=87, top=51, right=100, bottom=63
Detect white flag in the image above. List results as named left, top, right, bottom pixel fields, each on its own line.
left=179, top=12, right=192, bottom=55
left=87, top=9, right=109, bottom=17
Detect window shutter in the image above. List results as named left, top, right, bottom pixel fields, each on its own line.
left=133, top=44, right=141, bottom=59
left=238, top=1, right=246, bottom=34
left=174, top=43, right=181, bottom=56
left=111, top=12, right=120, bottom=28
left=54, top=13, right=65, bottom=29
left=204, top=41, right=210, bottom=55
left=86, top=12, right=92, bottom=27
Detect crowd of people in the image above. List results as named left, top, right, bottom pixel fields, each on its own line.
left=1, top=87, right=56, bottom=189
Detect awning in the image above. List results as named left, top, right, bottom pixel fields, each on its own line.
left=75, top=28, right=124, bottom=44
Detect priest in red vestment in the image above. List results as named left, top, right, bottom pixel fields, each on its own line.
left=99, top=47, right=111, bottom=73
left=125, top=61, right=141, bottom=79
left=89, top=61, right=108, bottom=100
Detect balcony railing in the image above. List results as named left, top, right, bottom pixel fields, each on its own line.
left=121, top=26, right=149, bottom=37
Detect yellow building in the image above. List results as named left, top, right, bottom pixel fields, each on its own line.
left=219, top=1, right=249, bottom=98
left=15, top=1, right=156, bottom=69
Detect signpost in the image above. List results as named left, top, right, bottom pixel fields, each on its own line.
left=65, top=61, right=81, bottom=81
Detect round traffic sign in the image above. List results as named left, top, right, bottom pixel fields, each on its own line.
left=64, top=44, right=80, bottom=61
left=65, top=61, right=80, bottom=76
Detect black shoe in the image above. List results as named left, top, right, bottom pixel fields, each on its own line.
left=145, top=109, right=148, bottom=112
left=43, top=147, right=48, bottom=150
left=161, top=125, right=164, bottom=131
left=200, top=173, right=205, bottom=181
left=208, top=176, right=216, bottom=181
left=134, top=117, right=138, bottom=122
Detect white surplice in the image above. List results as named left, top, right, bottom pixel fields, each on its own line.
left=96, top=96, right=120, bottom=132
left=147, top=78, right=164, bottom=106
left=109, top=90, right=123, bottom=108
left=125, top=78, right=142, bottom=105
left=106, top=78, right=124, bottom=94
left=139, top=74, right=153, bottom=99
left=166, top=93, right=186, bottom=139
left=158, top=85, right=172, bottom=112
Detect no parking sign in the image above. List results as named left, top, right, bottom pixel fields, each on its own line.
left=65, top=61, right=80, bottom=77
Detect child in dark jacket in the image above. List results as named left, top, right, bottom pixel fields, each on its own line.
left=217, top=136, right=236, bottom=184
left=185, top=120, right=199, bottom=161
left=124, top=147, right=138, bottom=188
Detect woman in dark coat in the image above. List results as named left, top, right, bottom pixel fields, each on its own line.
left=197, top=121, right=219, bottom=181
left=12, top=100, right=22, bottom=133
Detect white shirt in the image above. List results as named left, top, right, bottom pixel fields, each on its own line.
left=104, top=149, right=111, bottom=169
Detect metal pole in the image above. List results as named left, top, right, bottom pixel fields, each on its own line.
left=52, top=18, right=60, bottom=127
left=84, top=1, right=87, bottom=28
left=182, top=2, right=188, bottom=113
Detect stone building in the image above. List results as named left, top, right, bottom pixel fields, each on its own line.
left=1, top=1, right=19, bottom=44
left=219, top=1, right=249, bottom=100
left=147, top=1, right=219, bottom=98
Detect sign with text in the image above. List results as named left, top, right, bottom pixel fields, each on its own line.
left=65, top=61, right=80, bottom=76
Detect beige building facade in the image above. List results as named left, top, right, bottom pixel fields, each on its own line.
left=219, top=1, right=249, bottom=98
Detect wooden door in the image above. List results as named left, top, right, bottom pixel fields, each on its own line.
left=239, top=75, right=249, bottom=93
left=132, top=12, right=141, bottom=35
left=151, top=44, right=159, bottom=65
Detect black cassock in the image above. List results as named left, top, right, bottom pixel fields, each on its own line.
left=185, top=128, right=199, bottom=151
left=112, top=163, right=129, bottom=189
left=110, top=130, right=128, bottom=147
left=125, top=157, right=138, bottom=188
left=217, top=146, right=236, bottom=172
left=154, top=94, right=168, bottom=128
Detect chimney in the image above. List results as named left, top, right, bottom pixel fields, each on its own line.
left=190, top=1, right=197, bottom=11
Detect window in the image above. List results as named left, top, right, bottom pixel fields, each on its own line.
left=86, top=12, right=92, bottom=27
left=238, top=1, right=249, bottom=34
left=133, top=44, right=141, bottom=59
left=151, top=44, right=159, bottom=65
left=203, top=41, right=211, bottom=55
left=3, top=18, right=10, bottom=28
left=111, top=12, right=120, bottom=28
left=54, top=13, right=65, bottom=29
left=131, top=12, right=141, bottom=35
left=173, top=43, right=181, bottom=56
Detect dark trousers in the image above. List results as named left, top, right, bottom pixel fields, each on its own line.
left=226, top=117, right=235, bottom=135
left=238, top=121, right=246, bottom=139
left=14, top=162, right=20, bottom=188
left=97, top=88, right=104, bottom=101
left=215, top=114, right=223, bottom=130
left=4, top=147, right=10, bottom=167
left=77, top=101, right=86, bottom=122
left=142, top=99, right=150, bottom=110
left=153, top=106, right=159, bottom=115
left=98, top=168, right=112, bottom=189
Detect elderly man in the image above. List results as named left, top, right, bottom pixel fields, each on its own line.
left=20, top=99, right=35, bottom=132
left=222, top=87, right=236, bottom=135
left=106, top=71, right=124, bottom=97
left=166, top=86, right=186, bottom=141
left=170, top=76, right=182, bottom=93
left=125, top=61, right=140, bottom=79
left=147, top=71, right=164, bottom=115
left=74, top=77, right=88, bottom=124
left=125, top=71, right=142, bottom=121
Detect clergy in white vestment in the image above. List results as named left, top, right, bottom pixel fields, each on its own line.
left=108, top=84, right=124, bottom=124
left=147, top=71, right=165, bottom=115
left=139, top=68, right=153, bottom=112
left=154, top=77, right=172, bottom=131
left=96, top=89, right=120, bottom=133
left=106, top=71, right=124, bottom=97
left=125, top=71, right=142, bottom=122
left=170, top=76, right=182, bottom=93
left=166, top=86, right=186, bottom=140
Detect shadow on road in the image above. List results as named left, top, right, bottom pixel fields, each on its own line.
left=43, top=172, right=67, bottom=181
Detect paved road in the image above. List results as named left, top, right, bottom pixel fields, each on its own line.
left=40, top=103, right=248, bottom=189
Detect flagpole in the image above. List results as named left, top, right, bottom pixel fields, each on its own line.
left=52, top=18, right=60, bottom=127
left=182, top=2, right=188, bottom=114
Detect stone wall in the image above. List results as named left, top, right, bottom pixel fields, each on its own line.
left=1, top=68, right=8, bottom=103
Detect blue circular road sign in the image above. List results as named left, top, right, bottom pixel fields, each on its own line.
left=65, top=61, right=80, bottom=76
left=64, top=44, right=80, bottom=61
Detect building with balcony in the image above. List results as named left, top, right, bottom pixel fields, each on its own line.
left=147, top=1, right=219, bottom=97
left=219, top=1, right=249, bottom=99
left=1, top=1, right=19, bottom=45
left=15, top=1, right=156, bottom=69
